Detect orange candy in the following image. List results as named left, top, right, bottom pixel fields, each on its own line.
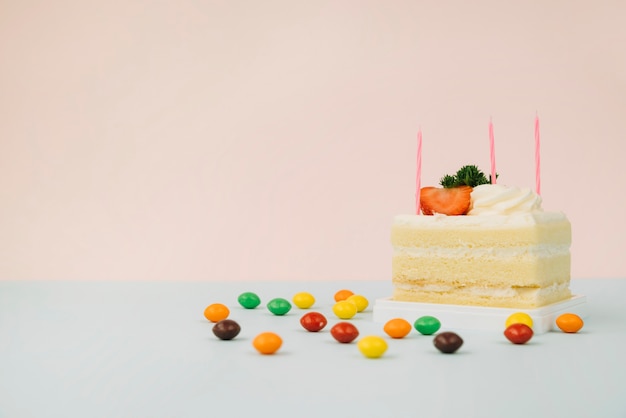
left=334, top=289, right=354, bottom=302
left=204, top=303, right=230, bottom=323
left=253, top=332, right=283, bottom=354
left=383, top=318, right=412, bottom=339
left=555, top=313, right=584, bottom=333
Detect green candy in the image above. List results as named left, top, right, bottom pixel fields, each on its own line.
left=414, top=316, right=441, bottom=335
left=267, top=298, right=292, bottom=316
left=238, top=292, right=261, bottom=309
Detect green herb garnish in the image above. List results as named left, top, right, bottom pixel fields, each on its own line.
left=439, top=165, right=494, bottom=188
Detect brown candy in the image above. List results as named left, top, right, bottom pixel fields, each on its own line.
left=212, top=319, right=241, bottom=340
left=433, top=332, right=463, bottom=354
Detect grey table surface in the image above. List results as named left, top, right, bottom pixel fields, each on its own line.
left=1, top=279, right=625, bottom=418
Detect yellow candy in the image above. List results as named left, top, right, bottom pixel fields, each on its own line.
left=505, top=312, right=534, bottom=329
left=346, top=295, right=369, bottom=312
left=332, top=301, right=357, bottom=319
left=292, top=292, right=315, bottom=309
left=357, top=336, right=388, bottom=358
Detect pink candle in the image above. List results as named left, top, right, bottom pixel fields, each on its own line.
left=416, top=128, right=422, bottom=214
left=535, top=115, right=541, bottom=195
left=489, top=118, right=496, bottom=184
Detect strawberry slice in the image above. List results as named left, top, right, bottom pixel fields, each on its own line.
left=420, top=186, right=472, bottom=215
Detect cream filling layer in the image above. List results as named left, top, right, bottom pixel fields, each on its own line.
left=394, top=282, right=569, bottom=298
left=393, top=244, right=570, bottom=258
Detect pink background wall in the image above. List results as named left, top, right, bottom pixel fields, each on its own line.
left=1, top=0, right=625, bottom=281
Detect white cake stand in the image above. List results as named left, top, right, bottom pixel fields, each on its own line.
left=373, top=295, right=587, bottom=334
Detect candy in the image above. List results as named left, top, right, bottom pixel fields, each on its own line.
left=414, top=316, right=441, bottom=335
left=346, top=295, right=369, bottom=312
left=334, top=289, right=354, bottom=302
left=556, top=313, right=584, bottom=333
left=504, top=323, right=534, bottom=344
left=357, top=336, right=388, bottom=358
left=204, top=303, right=230, bottom=323
left=332, top=301, right=357, bottom=319
left=292, top=292, right=315, bottom=309
left=330, top=322, right=360, bottom=343
left=505, top=312, right=534, bottom=329
left=300, top=312, right=327, bottom=332
left=212, top=319, right=241, bottom=340
left=267, top=298, right=292, bottom=316
left=238, top=292, right=261, bottom=309
left=433, top=332, right=464, bottom=353
left=253, top=332, right=283, bottom=354
left=383, top=318, right=412, bottom=339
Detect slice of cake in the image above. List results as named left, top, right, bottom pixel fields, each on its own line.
left=391, top=167, right=572, bottom=309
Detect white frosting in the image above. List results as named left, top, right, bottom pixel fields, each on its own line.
left=394, top=211, right=568, bottom=227
left=468, top=184, right=542, bottom=215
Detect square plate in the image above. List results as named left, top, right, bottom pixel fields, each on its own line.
left=373, top=295, right=587, bottom=334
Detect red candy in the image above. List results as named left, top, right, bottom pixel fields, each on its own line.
left=504, top=323, right=534, bottom=344
left=330, top=322, right=359, bottom=343
left=300, top=312, right=328, bottom=332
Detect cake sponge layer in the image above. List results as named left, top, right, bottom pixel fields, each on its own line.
left=392, top=283, right=572, bottom=309
left=392, top=212, right=571, bottom=248
left=392, top=252, right=571, bottom=287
